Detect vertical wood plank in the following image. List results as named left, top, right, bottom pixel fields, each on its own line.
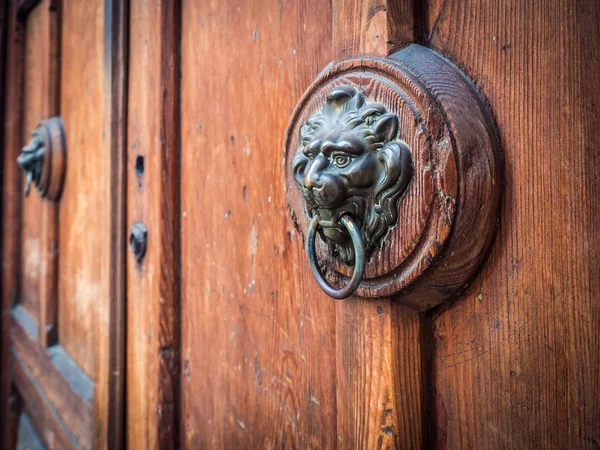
left=59, top=0, right=125, bottom=448
left=20, top=3, right=44, bottom=320
left=38, top=203, right=58, bottom=346
left=335, top=301, right=427, bottom=449
left=37, top=0, right=60, bottom=347
left=1, top=0, right=25, bottom=442
left=180, top=0, right=336, bottom=447
left=332, top=1, right=426, bottom=448
left=425, top=1, right=600, bottom=448
left=103, top=0, right=128, bottom=448
left=58, top=0, right=107, bottom=380
left=126, top=1, right=179, bottom=448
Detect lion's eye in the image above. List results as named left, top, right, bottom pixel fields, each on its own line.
left=333, top=154, right=352, bottom=168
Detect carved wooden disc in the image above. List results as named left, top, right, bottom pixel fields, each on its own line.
left=37, top=116, right=67, bottom=201
left=284, top=44, right=502, bottom=310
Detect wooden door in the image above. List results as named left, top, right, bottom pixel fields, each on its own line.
left=1, top=1, right=126, bottom=449
left=2, top=0, right=598, bottom=449
left=172, top=0, right=599, bottom=448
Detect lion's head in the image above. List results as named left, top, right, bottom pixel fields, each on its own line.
left=292, top=85, right=413, bottom=265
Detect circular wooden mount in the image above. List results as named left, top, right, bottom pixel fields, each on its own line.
left=38, top=116, right=67, bottom=201
left=284, top=44, right=502, bottom=311
left=17, top=116, right=67, bottom=201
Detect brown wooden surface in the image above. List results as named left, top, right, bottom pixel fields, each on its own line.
left=11, top=311, right=93, bottom=449
left=104, top=0, right=128, bottom=448
left=2, top=0, right=598, bottom=448
left=332, top=2, right=427, bottom=448
left=20, top=3, right=44, bottom=319
left=1, top=0, right=25, bottom=441
left=59, top=1, right=128, bottom=446
left=180, top=1, right=337, bottom=447
left=180, top=0, right=425, bottom=448
left=1, top=0, right=127, bottom=448
left=58, top=0, right=106, bottom=379
left=11, top=351, right=78, bottom=449
left=126, top=0, right=180, bottom=448
left=424, top=0, right=600, bottom=448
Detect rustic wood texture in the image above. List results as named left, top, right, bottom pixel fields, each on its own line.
left=11, top=351, right=78, bottom=450
left=181, top=0, right=336, bottom=447
left=58, top=0, right=106, bottom=379
left=39, top=201, right=58, bottom=346
left=58, top=0, right=126, bottom=448
left=333, top=0, right=419, bottom=60
left=20, top=3, right=44, bottom=319
left=1, top=0, right=25, bottom=442
left=332, top=2, right=427, bottom=449
left=425, top=0, right=600, bottom=448
left=181, top=0, right=425, bottom=448
left=126, top=1, right=179, bottom=449
left=11, top=311, right=94, bottom=449
left=3, top=0, right=126, bottom=448
left=103, top=1, right=128, bottom=448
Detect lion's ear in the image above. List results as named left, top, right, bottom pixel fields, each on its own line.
left=374, top=113, right=399, bottom=143
left=292, top=150, right=309, bottom=189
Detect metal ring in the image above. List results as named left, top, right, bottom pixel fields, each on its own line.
left=306, top=214, right=366, bottom=299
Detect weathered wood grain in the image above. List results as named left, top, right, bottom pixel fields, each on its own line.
left=1, top=0, right=25, bottom=442
left=103, top=1, right=128, bottom=448
left=333, top=0, right=419, bottom=60
left=4, top=0, right=126, bottom=448
left=126, top=1, right=179, bottom=448
left=11, top=309, right=94, bottom=449
left=332, top=1, right=427, bottom=448
left=37, top=1, right=60, bottom=347
left=11, top=351, right=78, bottom=450
left=58, top=0, right=107, bottom=379
left=58, top=1, right=126, bottom=448
left=20, top=3, right=44, bottom=320
left=180, top=0, right=337, bottom=447
left=425, top=0, right=600, bottom=448
left=180, top=0, right=425, bottom=448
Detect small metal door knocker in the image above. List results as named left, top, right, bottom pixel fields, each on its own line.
left=292, top=85, right=413, bottom=298
left=285, top=45, right=502, bottom=308
left=17, top=116, right=67, bottom=201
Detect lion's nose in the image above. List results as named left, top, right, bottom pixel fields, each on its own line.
left=303, top=157, right=345, bottom=208
left=304, top=156, right=327, bottom=189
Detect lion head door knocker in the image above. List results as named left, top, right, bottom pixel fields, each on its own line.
left=284, top=45, right=503, bottom=308
left=291, top=85, right=413, bottom=298
left=17, top=117, right=66, bottom=201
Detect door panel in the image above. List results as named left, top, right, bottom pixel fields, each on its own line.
left=179, top=1, right=426, bottom=448
left=1, top=0, right=127, bottom=448
left=58, top=0, right=106, bottom=380
left=180, top=1, right=339, bottom=446
left=20, top=5, right=45, bottom=315
left=424, top=1, right=600, bottom=448
left=2, top=0, right=598, bottom=448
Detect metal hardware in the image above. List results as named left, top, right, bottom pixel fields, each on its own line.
left=16, top=116, right=67, bottom=201
left=291, top=85, right=412, bottom=298
left=306, top=214, right=365, bottom=299
left=129, top=223, right=148, bottom=264
left=17, top=131, right=45, bottom=196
